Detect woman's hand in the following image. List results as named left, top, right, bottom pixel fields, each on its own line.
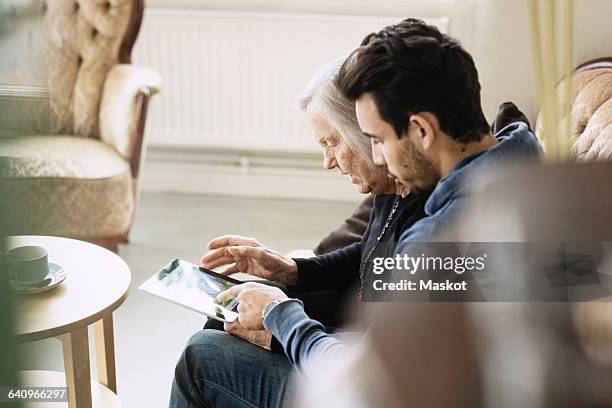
left=200, top=235, right=298, bottom=286
left=217, top=282, right=288, bottom=330
left=224, top=321, right=272, bottom=350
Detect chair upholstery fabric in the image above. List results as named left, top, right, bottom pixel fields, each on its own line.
left=100, top=64, right=162, bottom=159
left=535, top=67, right=612, bottom=161
left=34, top=0, right=134, bottom=137
left=0, top=0, right=160, bottom=247
left=0, top=135, right=133, bottom=238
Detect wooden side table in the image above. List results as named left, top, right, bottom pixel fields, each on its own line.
left=10, top=236, right=131, bottom=408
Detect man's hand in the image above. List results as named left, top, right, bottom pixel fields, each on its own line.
left=224, top=321, right=272, bottom=350
left=200, top=235, right=298, bottom=286
left=217, top=282, right=288, bottom=330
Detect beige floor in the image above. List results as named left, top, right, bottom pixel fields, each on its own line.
left=18, top=192, right=358, bottom=407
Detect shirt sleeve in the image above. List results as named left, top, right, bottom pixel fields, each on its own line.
left=263, top=299, right=350, bottom=375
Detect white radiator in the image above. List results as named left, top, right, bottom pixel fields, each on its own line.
left=133, top=10, right=449, bottom=153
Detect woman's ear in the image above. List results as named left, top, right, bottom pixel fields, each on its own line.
left=409, top=114, right=436, bottom=150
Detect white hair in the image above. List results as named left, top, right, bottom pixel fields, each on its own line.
left=296, top=58, right=377, bottom=173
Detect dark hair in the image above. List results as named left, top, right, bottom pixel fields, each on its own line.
left=335, top=18, right=490, bottom=143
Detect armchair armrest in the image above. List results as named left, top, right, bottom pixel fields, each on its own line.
left=99, top=64, right=161, bottom=176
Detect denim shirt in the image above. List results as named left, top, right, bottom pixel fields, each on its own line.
left=400, top=122, right=541, bottom=242
left=264, top=122, right=542, bottom=375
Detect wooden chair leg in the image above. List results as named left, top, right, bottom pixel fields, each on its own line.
left=87, top=235, right=127, bottom=253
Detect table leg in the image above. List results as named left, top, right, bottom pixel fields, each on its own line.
left=60, top=326, right=92, bottom=408
left=93, top=314, right=117, bottom=393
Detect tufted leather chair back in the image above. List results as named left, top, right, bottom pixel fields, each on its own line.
left=535, top=58, right=612, bottom=162
left=33, top=0, right=142, bottom=137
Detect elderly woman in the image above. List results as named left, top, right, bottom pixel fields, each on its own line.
left=169, top=59, right=429, bottom=408
left=202, top=59, right=428, bottom=324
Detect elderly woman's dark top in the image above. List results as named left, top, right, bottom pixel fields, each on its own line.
left=203, top=192, right=429, bottom=347
left=313, top=195, right=374, bottom=255
left=292, top=192, right=428, bottom=294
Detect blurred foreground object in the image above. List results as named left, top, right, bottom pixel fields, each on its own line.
left=461, top=0, right=612, bottom=387
left=0, top=0, right=161, bottom=252
left=297, top=160, right=612, bottom=408
left=461, top=158, right=612, bottom=407
left=1, top=4, right=27, bottom=406
left=0, top=245, right=21, bottom=408
left=296, top=303, right=482, bottom=408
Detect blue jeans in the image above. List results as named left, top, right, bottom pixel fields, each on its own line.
left=169, top=329, right=296, bottom=408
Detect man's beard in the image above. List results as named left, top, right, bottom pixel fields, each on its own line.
left=399, top=138, right=440, bottom=194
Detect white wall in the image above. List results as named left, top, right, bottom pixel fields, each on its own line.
left=139, top=0, right=612, bottom=201
left=455, top=0, right=612, bottom=125
left=143, top=0, right=612, bottom=125
left=134, top=10, right=448, bottom=152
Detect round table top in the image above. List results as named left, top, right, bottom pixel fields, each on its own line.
left=9, top=236, right=131, bottom=342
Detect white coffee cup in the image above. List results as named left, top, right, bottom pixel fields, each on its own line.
left=8, top=246, right=49, bottom=283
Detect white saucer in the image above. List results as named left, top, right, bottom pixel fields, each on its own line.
left=10, top=263, right=67, bottom=294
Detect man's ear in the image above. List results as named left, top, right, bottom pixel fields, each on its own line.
left=408, top=114, right=436, bottom=150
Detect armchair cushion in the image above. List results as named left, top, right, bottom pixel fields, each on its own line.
left=99, top=64, right=162, bottom=159
left=0, top=135, right=133, bottom=238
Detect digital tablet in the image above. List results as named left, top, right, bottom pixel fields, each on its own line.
left=139, top=258, right=241, bottom=322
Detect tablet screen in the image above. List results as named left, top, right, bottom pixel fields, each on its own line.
left=139, top=258, right=239, bottom=322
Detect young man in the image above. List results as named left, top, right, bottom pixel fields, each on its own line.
left=335, top=18, right=541, bottom=243
left=170, top=18, right=540, bottom=408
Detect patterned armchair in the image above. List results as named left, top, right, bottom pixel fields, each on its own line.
left=535, top=57, right=612, bottom=161
left=0, top=0, right=161, bottom=251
